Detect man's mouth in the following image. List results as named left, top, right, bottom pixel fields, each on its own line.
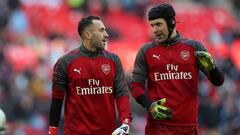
left=156, top=33, right=165, bottom=38
left=102, top=39, right=107, bottom=45
left=102, top=39, right=106, bottom=42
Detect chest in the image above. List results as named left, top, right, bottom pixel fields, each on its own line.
left=145, top=44, right=197, bottom=72
left=67, top=57, right=116, bottom=84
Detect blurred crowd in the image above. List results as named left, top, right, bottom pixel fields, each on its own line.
left=0, top=0, right=240, bottom=135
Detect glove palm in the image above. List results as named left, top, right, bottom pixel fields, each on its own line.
left=149, top=98, right=173, bottom=120
left=195, top=51, right=215, bottom=71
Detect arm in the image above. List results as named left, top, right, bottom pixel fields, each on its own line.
left=113, top=95, right=131, bottom=135
left=130, top=46, right=151, bottom=109
left=114, top=55, right=131, bottom=121
left=112, top=55, right=131, bottom=135
left=207, top=67, right=224, bottom=86
left=131, top=46, right=173, bottom=120
left=116, top=96, right=131, bottom=123
left=194, top=45, right=224, bottom=86
left=49, top=99, right=63, bottom=135
left=49, top=57, right=68, bottom=135
left=131, top=82, right=152, bottom=110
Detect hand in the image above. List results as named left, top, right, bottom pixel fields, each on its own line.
left=195, top=51, right=215, bottom=71
left=48, top=126, right=58, bottom=135
left=112, top=123, right=130, bottom=135
left=149, top=98, right=173, bottom=120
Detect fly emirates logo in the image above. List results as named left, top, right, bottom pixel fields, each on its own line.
left=76, top=79, right=113, bottom=95
left=154, top=64, right=192, bottom=81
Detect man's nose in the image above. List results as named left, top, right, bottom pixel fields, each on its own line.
left=152, top=27, right=159, bottom=33
left=105, top=32, right=109, bottom=38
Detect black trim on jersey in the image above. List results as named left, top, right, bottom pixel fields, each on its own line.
left=208, top=67, right=224, bottom=86
left=136, top=94, right=152, bottom=110
left=49, top=99, right=63, bottom=126
left=79, top=45, right=99, bottom=57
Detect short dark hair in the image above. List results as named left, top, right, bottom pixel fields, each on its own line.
left=77, top=16, right=101, bottom=38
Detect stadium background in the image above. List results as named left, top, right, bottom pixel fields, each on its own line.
left=0, top=0, right=240, bottom=134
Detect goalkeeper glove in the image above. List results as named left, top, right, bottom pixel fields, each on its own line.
left=112, top=118, right=130, bottom=135
left=48, top=126, right=58, bottom=135
left=195, top=51, right=215, bottom=71
left=149, top=98, right=173, bottom=120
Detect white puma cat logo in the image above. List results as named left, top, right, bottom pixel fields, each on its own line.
left=74, top=68, right=81, bottom=74
left=153, top=54, right=160, bottom=60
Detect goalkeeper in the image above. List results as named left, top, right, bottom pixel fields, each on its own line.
left=130, top=3, right=224, bottom=135
left=49, top=16, right=131, bottom=135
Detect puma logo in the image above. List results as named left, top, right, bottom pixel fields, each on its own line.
left=153, top=54, right=160, bottom=60
left=74, top=68, right=81, bottom=74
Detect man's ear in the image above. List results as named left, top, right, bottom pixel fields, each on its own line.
left=83, top=31, right=92, bottom=39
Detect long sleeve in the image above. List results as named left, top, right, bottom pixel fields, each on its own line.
left=52, top=57, right=68, bottom=99
left=49, top=57, right=67, bottom=126
left=131, top=82, right=152, bottom=110
left=131, top=45, right=152, bottom=110
left=193, top=41, right=224, bottom=86
left=116, top=96, right=131, bottom=123
left=49, top=99, right=63, bottom=126
left=114, top=55, right=129, bottom=97
left=207, top=66, right=224, bottom=86
left=131, top=45, right=148, bottom=98
left=113, top=55, right=131, bottom=121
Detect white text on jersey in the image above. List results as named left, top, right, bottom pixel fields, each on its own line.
left=75, top=79, right=113, bottom=95
left=154, top=64, right=192, bottom=81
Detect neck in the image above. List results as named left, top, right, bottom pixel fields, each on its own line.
left=82, top=40, right=97, bottom=52
left=169, top=28, right=177, bottom=39
left=161, top=29, right=179, bottom=45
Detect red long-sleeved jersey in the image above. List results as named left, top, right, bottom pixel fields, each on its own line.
left=131, top=34, right=224, bottom=127
left=50, top=45, right=131, bottom=135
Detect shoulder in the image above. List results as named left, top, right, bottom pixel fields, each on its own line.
left=101, top=50, right=121, bottom=62
left=56, top=47, right=80, bottom=65
left=102, top=49, right=118, bottom=57
left=180, top=37, right=206, bottom=51
left=138, top=42, right=155, bottom=54
left=63, top=47, right=80, bottom=58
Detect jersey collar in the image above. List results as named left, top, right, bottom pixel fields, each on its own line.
left=79, top=44, right=100, bottom=57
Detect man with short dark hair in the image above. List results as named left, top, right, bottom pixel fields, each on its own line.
left=48, top=16, right=131, bottom=135
left=130, top=4, right=224, bottom=135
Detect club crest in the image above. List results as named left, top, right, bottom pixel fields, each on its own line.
left=101, top=64, right=110, bottom=74
left=180, top=51, right=190, bottom=61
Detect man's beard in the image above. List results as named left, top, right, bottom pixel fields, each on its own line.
left=155, top=37, right=167, bottom=43
left=96, top=45, right=105, bottom=50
